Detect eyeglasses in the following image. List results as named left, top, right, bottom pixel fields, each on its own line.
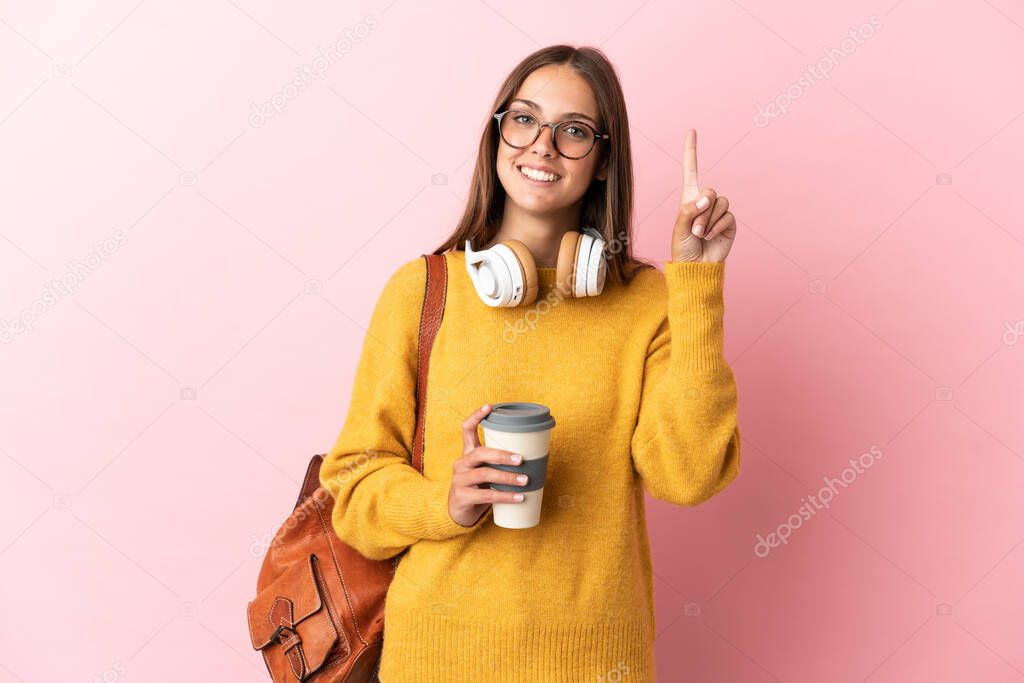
left=493, top=109, right=610, bottom=160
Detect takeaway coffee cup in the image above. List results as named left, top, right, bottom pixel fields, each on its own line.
left=480, top=402, right=555, bottom=529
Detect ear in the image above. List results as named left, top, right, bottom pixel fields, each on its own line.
left=594, top=153, right=609, bottom=182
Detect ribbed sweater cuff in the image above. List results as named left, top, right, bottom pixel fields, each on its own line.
left=383, top=473, right=491, bottom=541
left=663, top=259, right=727, bottom=374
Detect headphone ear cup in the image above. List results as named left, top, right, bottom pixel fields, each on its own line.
left=501, top=239, right=539, bottom=306
left=584, top=234, right=607, bottom=296
left=555, top=231, right=579, bottom=298
left=557, top=229, right=607, bottom=298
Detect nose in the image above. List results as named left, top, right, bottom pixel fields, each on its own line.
left=526, top=122, right=558, bottom=158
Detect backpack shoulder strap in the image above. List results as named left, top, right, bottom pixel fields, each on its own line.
left=412, top=253, right=449, bottom=474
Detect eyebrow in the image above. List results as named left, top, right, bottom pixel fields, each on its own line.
left=510, top=98, right=599, bottom=126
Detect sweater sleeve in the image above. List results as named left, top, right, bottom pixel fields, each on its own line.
left=319, top=256, right=489, bottom=561
left=630, top=260, right=742, bottom=506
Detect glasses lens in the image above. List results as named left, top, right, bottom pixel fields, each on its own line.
left=500, top=111, right=540, bottom=148
left=555, top=121, right=595, bottom=158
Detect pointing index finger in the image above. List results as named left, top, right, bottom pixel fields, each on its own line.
left=681, top=128, right=700, bottom=205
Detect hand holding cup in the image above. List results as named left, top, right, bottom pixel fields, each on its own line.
left=447, top=404, right=529, bottom=528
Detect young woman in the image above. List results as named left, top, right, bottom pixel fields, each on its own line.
left=320, top=44, right=741, bottom=682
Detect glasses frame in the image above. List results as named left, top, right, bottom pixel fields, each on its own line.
left=493, top=108, right=610, bottom=160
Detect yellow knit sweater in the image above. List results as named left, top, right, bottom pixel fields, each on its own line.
left=320, top=248, right=741, bottom=682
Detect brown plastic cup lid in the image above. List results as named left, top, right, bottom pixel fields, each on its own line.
left=480, top=402, right=556, bottom=433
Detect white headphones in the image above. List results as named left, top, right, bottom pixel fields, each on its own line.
left=464, top=227, right=608, bottom=307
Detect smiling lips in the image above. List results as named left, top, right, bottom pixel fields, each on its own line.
left=517, top=163, right=562, bottom=183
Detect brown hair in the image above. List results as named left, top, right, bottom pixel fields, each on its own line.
left=432, top=44, right=654, bottom=287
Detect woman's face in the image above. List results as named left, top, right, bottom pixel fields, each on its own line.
left=495, top=64, right=608, bottom=216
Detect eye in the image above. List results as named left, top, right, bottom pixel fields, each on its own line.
left=562, top=123, right=592, bottom=139
left=512, top=112, right=536, bottom=125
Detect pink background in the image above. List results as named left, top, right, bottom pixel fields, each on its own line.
left=2, top=1, right=1023, bottom=681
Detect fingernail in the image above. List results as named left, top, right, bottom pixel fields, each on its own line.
left=516, top=474, right=528, bottom=484
left=696, top=196, right=709, bottom=210
left=511, top=455, right=522, bottom=464
left=514, top=493, right=525, bottom=502
left=481, top=403, right=490, bottom=411
left=692, top=224, right=704, bottom=237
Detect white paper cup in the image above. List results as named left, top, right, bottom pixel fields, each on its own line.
left=479, top=402, right=555, bottom=529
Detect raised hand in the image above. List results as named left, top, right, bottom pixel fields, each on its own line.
left=671, top=129, right=737, bottom=263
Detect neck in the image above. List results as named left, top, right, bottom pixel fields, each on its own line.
left=487, top=201, right=582, bottom=268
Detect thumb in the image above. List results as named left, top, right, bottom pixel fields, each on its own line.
left=462, top=403, right=490, bottom=453
left=672, top=196, right=710, bottom=261
left=673, top=192, right=713, bottom=238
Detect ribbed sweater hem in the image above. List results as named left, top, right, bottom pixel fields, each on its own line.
left=377, top=608, right=656, bottom=682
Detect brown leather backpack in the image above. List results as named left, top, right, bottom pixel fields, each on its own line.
left=247, top=253, right=449, bottom=682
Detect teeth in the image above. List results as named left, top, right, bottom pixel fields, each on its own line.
left=518, top=165, right=560, bottom=182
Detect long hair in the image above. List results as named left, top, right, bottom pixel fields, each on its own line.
left=432, top=44, right=653, bottom=287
